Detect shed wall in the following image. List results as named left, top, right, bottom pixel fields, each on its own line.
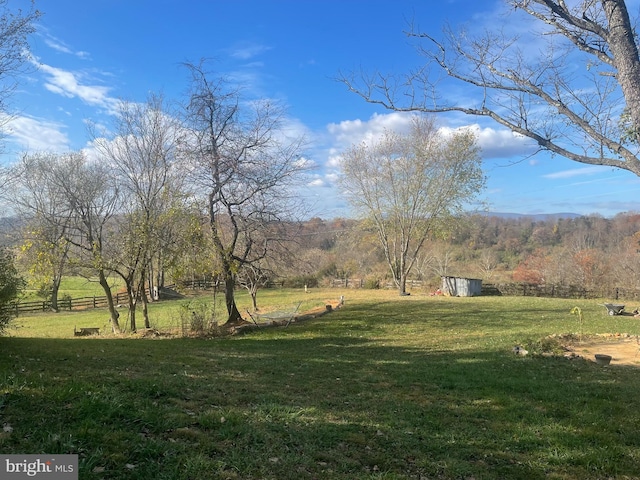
left=442, top=276, right=483, bottom=297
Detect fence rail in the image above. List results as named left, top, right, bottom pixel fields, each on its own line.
left=5, top=279, right=640, bottom=317
left=328, top=278, right=424, bottom=289
left=327, top=278, right=640, bottom=302
left=482, top=283, right=640, bottom=301
left=3, top=293, right=130, bottom=317
left=1, top=283, right=195, bottom=317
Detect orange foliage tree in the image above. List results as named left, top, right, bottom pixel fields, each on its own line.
left=512, top=249, right=548, bottom=284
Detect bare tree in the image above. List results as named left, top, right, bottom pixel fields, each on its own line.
left=237, top=261, right=273, bottom=312
left=476, top=249, right=499, bottom=280
left=339, top=116, right=485, bottom=295
left=181, top=61, right=307, bottom=325
left=340, top=0, right=640, bottom=176
left=0, top=0, right=41, bottom=208
left=49, top=152, right=123, bottom=333
left=0, top=0, right=40, bottom=148
left=91, top=93, right=185, bottom=331
left=418, top=241, right=458, bottom=279
left=612, top=231, right=640, bottom=290
left=6, top=153, right=72, bottom=311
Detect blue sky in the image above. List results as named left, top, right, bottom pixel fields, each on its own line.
left=5, top=0, right=640, bottom=218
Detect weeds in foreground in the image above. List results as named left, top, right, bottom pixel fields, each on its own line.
left=570, top=306, right=585, bottom=342
left=178, top=301, right=222, bottom=337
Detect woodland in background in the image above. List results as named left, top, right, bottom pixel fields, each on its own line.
left=288, top=213, right=640, bottom=296
left=3, top=210, right=640, bottom=303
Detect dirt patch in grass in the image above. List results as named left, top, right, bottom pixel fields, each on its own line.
left=229, top=299, right=344, bottom=334
left=565, top=334, right=640, bottom=367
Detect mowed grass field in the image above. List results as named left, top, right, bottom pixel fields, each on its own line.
left=2, top=288, right=640, bottom=479
left=20, top=276, right=126, bottom=302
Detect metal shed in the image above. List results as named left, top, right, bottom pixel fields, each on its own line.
left=441, top=276, right=483, bottom=297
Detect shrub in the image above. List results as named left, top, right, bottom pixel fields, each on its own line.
left=363, top=277, right=380, bottom=289
left=0, top=249, right=24, bottom=334
left=178, top=301, right=221, bottom=337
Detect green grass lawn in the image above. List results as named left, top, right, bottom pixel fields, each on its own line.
left=20, top=275, right=125, bottom=302
left=2, top=289, right=640, bottom=479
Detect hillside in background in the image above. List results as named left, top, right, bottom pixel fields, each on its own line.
left=481, top=212, right=584, bottom=221
left=281, top=212, right=640, bottom=293
left=0, top=217, right=22, bottom=247
left=4, top=211, right=640, bottom=297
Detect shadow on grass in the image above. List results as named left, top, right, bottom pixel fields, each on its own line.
left=1, top=323, right=640, bottom=480
left=0, top=294, right=635, bottom=478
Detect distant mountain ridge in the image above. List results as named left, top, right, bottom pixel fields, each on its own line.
left=478, top=212, right=583, bottom=221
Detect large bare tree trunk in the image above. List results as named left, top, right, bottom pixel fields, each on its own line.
left=224, top=270, right=243, bottom=325
left=127, top=286, right=137, bottom=333
left=98, top=269, right=121, bottom=333
left=138, top=265, right=151, bottom=328
left=603, top=0, right=640, bottom=144
left=398, top=273, right=408, bottom=296
left=50, top=273, right=62, bottom=312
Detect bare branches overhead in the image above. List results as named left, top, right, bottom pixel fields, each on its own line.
left=339, top=0, right=640, bottom=176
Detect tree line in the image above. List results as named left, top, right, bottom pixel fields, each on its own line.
left=270, top=212, right=640, bottom=296
left=0, top=62, right=308, bottom=333
left=4, top=210, right=640, bottom=315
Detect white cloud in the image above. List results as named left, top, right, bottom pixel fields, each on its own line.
left=307, top=178, right=325, bottom=187
left=325, top=172, right=339, bottom=183
left=324, top=114, right=536, bottom=169
left=294, top=156, right=316, bottom=169
left=543, top=166, right=608, bottom=180
left=321, top=113, right=421, bottom=190
left=475, top=125, right=537, bottom=159
left=37, top=63, right=119, bottom=113
left=278, top=115, right=312, bottom=142
left=43, top=36, right=90, bottom=59
left=5, top=115, right=70, bottom=152
left=326, top=112, right=413, bottom=151
left=326, top=151, right=342, bottom=169
left=438, top=123, right=537, bottom=159
left=228, top=42, right=271, bottom=60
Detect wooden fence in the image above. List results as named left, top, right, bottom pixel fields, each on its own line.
left=1, top=283, right=196, bottom=317
left=482, top=283, right=640, bottom=301
left=327, top=278, right=640, bottom=302
left=177, top=279, right=286, bottom=290
left=328, top=278, right=425, bottom=289
left=2, top=282, right=224, bottom=317
left=6, top=279, right=640, bottom=317
left=4, top=292, right=131, bottom=317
